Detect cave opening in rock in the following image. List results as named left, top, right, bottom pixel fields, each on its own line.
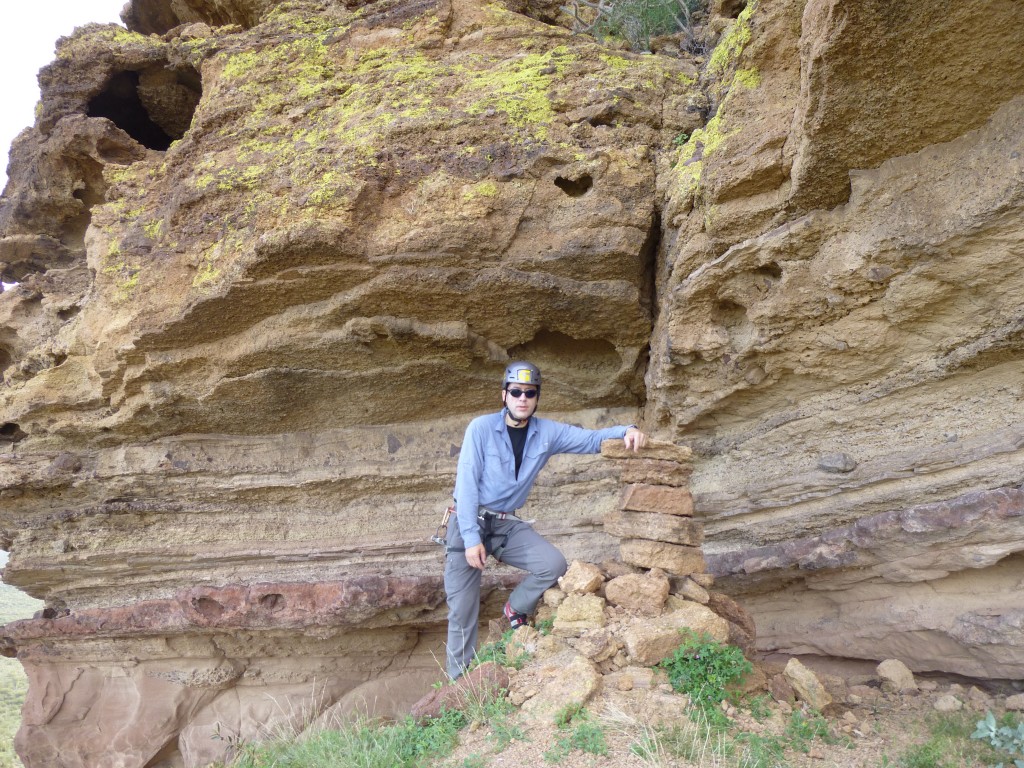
left=87, top=66, right=202, bottom=151
left=720, top=0, right=747, bottom=18
left=755, top=262, right=783, bottom=281
left=88, top=71, right=172, bottom=149
left=554, top=174, right=594, bottom=197
left=0, top=423, right=27, bottom=443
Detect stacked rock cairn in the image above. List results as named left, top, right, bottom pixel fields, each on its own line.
left=525, top=439, right=755, bottom=671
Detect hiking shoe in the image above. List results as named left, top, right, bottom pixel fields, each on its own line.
left=503, top=600, right=529, bottom=630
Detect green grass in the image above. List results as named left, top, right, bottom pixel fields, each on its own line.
left=471, top=629, right=529, bottom=671
left=230, top=709, right=466, bottom=768
left=0, top=581, right=41, bottom=627
left=0, top=578, right=40, bottom=768
left=894, top=711, right=1005, bottom=768
left=544, top=706, right=608, bottom=763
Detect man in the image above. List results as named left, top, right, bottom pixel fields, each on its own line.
left=444, top=361, right=647, bottom=679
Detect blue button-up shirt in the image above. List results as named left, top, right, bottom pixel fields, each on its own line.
left=453, top=410, right=630, bottom=548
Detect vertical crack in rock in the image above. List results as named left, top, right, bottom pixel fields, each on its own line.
left=638, top=207, right=661, bottom=387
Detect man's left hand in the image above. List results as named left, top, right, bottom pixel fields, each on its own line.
left=624, top=427, right=647, bottom=452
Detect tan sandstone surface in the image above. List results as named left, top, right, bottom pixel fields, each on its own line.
left=1, top=0, right=1023, bottom=765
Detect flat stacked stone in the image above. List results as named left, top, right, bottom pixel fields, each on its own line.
left=601, top=439, right=705, bottom=577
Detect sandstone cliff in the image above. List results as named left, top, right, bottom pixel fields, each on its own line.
left=1, top=0, right=1022, bottom=765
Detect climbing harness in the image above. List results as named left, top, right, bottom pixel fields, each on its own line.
left=430, top=504, right=533, bottom=562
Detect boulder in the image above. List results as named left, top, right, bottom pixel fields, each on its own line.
left=783, top=659, right=832, bottom=711
left=876, top=659, right=917, bottom=693
left=605, top=569, right=670, bottom=616
left=622, top=604, right=729, bottom=665
left=520, top=655, right=602, bottom=722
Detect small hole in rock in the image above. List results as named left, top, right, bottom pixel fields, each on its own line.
left=720, top=0, right=747, bottom=18
left=259, top=593, right=286, bottom=611
left=89, top=71, right=174, bottom=150
left=192, top=597, right=225, bottom=619
left=554, top=175, right=593, bottom=197
left=755, top=262, right=783, bottom=280
left=0, top=423, right=27, bottom=443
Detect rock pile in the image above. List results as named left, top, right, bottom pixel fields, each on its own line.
left=412, top=554, right=758, bottom=723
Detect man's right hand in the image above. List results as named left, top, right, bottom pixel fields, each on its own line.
left=465, top=544, right=487, bottom=570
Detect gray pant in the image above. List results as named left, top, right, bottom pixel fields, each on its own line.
left=444, top=516, right=568, bottom=679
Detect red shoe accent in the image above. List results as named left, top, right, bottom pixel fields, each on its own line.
left=503, top=600, right=528, bottom=629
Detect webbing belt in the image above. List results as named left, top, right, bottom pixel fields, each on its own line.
left=445, top=507, right=524, bottom=559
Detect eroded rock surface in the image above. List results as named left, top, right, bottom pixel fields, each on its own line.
left=2, top=0, right=1024, bottom=765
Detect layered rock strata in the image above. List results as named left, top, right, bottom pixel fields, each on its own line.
left=0, top=0, right=681, bottom=763
left=644, top=0, right=1024, bottom=680
left=2, top=0, right=1024, bottom=764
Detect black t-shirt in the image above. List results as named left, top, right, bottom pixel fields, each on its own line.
left=506, top=422, right=528, bottom=478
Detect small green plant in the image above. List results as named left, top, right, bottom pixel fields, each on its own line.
left=535, top=617, right=554, bottom=636
left=972, top=711, right=1024, bottom=768
left=658, top=629, right=752, bottom=713
left=784, top=709, right=833, bottom=753
left=746, top=693, right=772, bottom=722
left=553, top=702, right=586, bottom=728
left=471, top=629, right=518, bottom=669
left=472, top=627, right=533, bottom=671
left=544, top=706, right=608, bottom=763
left=457, top=684, right=525, bottom=752
left=672, top=132, right=690, bottom=146
left=898, top=740, right=950, bottom=768
left=888, top=711, right=1000, bottom=768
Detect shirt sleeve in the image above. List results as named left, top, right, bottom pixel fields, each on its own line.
left=549, top=422, right=631, bottom=455
left=452, top=418, right=485, bottom=548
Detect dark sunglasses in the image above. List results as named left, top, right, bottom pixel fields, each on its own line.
left=506, top=388, right=538, bottom=399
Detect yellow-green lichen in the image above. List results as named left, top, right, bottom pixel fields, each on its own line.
left=463, top=46, right=574, bottom=140
left=707, top=0, right=757, bottom=78
left=56, top=24, right=165, bottom=62
left=192, top=261, right=221, bottom=289
left=191, top=237, right=232, bottom=290
left=598, top=53, right=633, bottom=71
left=143, top=220, right=164, bottom=240
left=462, top=180, right=499, bottom=202
left=700, top=108, right=733, bottom=156
left=672, top=137, right=703, bottom=200
left=733, top=67, right=761, bottom=90
left=101, top=240, right=141, bottom=301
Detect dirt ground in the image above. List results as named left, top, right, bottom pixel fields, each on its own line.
left=435, top=654, right=1019, bottom=768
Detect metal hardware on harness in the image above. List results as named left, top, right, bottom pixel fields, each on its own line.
left=480, top=508, right=536, bottom=525
left=430, top=505, right=454, bottom=546
left=478, top=508, right=517, bottom=521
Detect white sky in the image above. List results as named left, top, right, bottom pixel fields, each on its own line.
left=1, top=2, right=129, bottom=192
